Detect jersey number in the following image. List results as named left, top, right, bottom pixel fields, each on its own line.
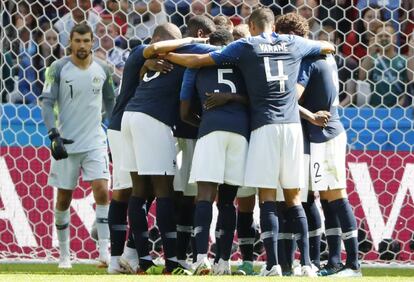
left=263, top=57, right=288, bottom=93
left=215, top=69, right=237, bottom=93
left=69, top=84, right=73, bottom=99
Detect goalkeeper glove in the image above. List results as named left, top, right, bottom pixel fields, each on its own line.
left=48, top=128, right=74, bottom=160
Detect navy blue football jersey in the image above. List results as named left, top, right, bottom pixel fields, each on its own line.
left=108, top=45, right=146, bottom=131
left=180, top=66, right=249, bottom=139
left=298, top=54, right=345, bottom=143
left=302, top=119, right=311, bottom=155
left=125, top=44, right=217, bottom=127
left=173, top=44, right=220, bottom=138
left=210, top=33, right=322, bottom=130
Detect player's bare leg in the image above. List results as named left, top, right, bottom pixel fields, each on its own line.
left=283, top=189, right=316, bottom=277
left=320, top=189, right=360, bottom=277
left=257, top=188, right=281, bottom=276
left=55, top=189, right=74, bottom=269
left=91, top=179, right=110, bottom=267
left=235, top=195, right=256, bottom=275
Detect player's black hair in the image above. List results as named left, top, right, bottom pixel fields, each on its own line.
left=70, top=22, right=94, bottom=41
left=248, top=7, right=275, bottom=30
left=186, top=15, right=216, bottom=37
left=152, top=23, right=182, bottom=41
left=209, top=29, right=234, bottom=46
left=274, top=12, right=309, bottom=37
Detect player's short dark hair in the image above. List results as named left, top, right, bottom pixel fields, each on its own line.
left=248, top=7, right=275, bottom=30
left=214, top=15, right=233, bottom=32
left=70, top=22, right=94, bottom=41
left=186, top=15, right=216, bottom=37
left=152, top=23, right=182, bottom=40
left=209, top=29, right=234, bottom=46
left=274, top=13, right=309, bottom=37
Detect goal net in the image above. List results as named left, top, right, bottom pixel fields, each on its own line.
left=0, top=0, right=413, bottom=265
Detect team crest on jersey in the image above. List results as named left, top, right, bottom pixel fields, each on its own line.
left=92, top=76, right=103, bottom=95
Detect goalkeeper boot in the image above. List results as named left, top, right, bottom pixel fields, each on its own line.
left=193, top=256, right=212, bottom=275
left=234, top=261, right=255, bottom=275
left=212, top=259, right=231, bottom=275
left=58, top=256, right=72, bottom=269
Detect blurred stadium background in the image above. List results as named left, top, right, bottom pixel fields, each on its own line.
left=0, top=0, right=413, bottom=269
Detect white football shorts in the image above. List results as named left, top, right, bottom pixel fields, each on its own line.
left=190, top=131, right=248, bottom=186
left=121, top=112, right=177, bottom=175
left=244, top=123, right=305, bottom=190
left=107, top=129, right=132, bottom=190
left=310, top=132, right=347, bottom=191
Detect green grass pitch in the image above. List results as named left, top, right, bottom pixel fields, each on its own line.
left=1, top=264, right=414, bottom=281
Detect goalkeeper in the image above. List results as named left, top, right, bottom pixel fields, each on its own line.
left=39, top=23, right=115, bottom=269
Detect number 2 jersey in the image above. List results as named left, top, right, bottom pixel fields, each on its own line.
left=209, top=32, right=322, bottom=130
left=39, top=56, right=115, bottom=153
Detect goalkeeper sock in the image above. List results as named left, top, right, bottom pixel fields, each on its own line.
left=96, top=204, right=110, bottom=258
left=128, top=196, right=151, bottom=269
left=156, top=197, right=179, bottom=272
left=303, top=196, right=322, bottom=268
left=217, top=185, right=238, bottom=261
left=108, top=200, right=128, bottom=257
left=260, top=201, right=279, bottom=270
left=194, top=201, right=212, bottom=258
left=329, top=198, right=359, bottom=270
left=237, top=211, right=255, bottom=262
left=321, top=200, right=342, bottom=267
left=55, top=208, right=70, bottom=258
left=287, top=205, right=311, bottom=266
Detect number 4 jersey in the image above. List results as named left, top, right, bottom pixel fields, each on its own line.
left=209, top=33, right=322, bottom=130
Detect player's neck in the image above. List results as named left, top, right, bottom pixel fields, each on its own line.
left=71, top=54, right=93, bottom=69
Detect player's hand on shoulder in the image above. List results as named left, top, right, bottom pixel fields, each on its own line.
left=204, top=92, right=232, bottom=110
left=311, top=110, right=331, bottom=128
left=144, top=59, right=174, bottom=74
left=48, top=128, right=74, bottom=160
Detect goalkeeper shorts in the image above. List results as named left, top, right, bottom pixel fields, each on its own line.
left=48, top=147, right=110, bottom=189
